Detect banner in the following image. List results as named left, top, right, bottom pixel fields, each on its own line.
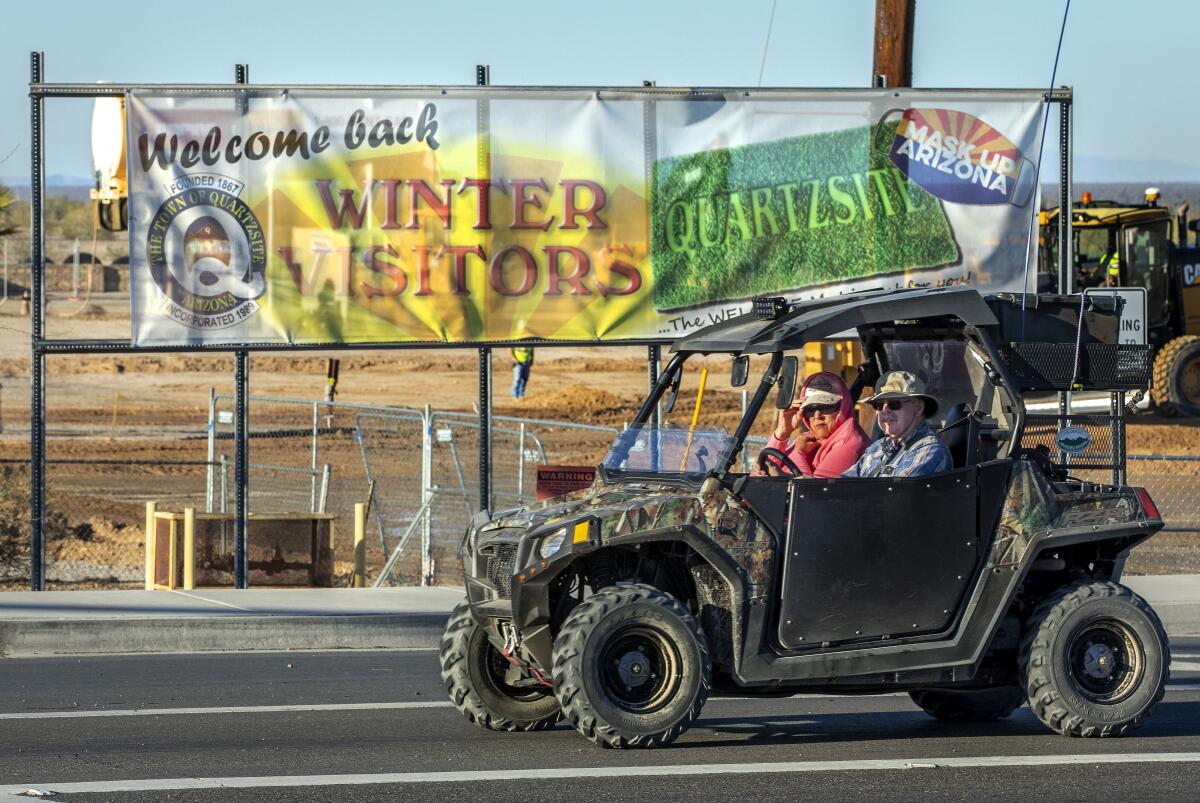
left=127, top=89, right=1047, bottom=345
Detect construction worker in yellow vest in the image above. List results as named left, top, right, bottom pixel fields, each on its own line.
left=511, top=346, right=534, bottom=399
left=1102, top=246, right=1121, bottom=287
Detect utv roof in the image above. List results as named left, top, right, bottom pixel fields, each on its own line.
left=671, top=286, right=998, bottom=354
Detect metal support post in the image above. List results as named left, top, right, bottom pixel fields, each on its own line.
left=206, top=388, right=216, bottom=512
left=648, top=344, right=661, bottom=472
left=517, top=421, right=526, bottom=499
left=643, top=80, right=659, bottom=428
left=1057, top=92, right=1073, bottom=421
left=421, top=404, right=433, bottom=584
left=30, top=51, right=46, bottom=591
left=318, top=464, right=331, bottom=513
left=648, top=344, right=660, bottom=426
left=231, top=61, right=251, bottom=589
left=235, top=63, right=250, bottom=113
left=219, top=454, right=228, bottom=514
left=310, top=401, right=319, bottom=512
left=1108, top=388, right=1118, bottom=482
left=70, top=238, right=80, bottom=300
left=643, top=82, right=663, bottom=471
left=234, top=350, right=249, bottom=588
left=478, top=347, right=492, bottom=513
left=1063, top=95, right=1073, bottom=297
left=475, top=63, right=493, bottom=517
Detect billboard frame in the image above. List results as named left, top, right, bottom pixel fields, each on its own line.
left=26, top=50, right=1074, bottom=589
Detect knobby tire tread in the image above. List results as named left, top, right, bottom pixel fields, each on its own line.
left=439, top=600, right=561, bottom=732
left=1019, top=581, right=1168, bottom=738
left=1151, top=335, right=1200, bottom=415
left=552, top=582, right=711, bottom=749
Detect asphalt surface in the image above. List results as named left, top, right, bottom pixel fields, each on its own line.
left=2, top=640, right=1200, bottom=801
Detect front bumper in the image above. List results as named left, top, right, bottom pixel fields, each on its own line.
left=463, top=530, right=521, bottom=622
left=462, top=518, right=599, bottom=670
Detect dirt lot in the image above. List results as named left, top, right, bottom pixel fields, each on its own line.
left=1, top=293, right=1198, bottom=588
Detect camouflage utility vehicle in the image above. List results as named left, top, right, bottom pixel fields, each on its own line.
left=440, top=286, right=1168, bottom=748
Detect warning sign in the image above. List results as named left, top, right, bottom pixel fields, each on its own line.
left=535, top=465, right=597, bottom=501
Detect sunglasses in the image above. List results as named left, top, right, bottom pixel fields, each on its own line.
left=802, top=403, right=840, bottom=416
left=869, top=399, right=907, bottom=412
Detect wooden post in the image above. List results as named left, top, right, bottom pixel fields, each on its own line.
left=144, top=501, right=156, bottom=590
left=183, top=507, right=195, bottom=590
left=353, top=502, right=366, bottom=588
left=167, top=517, right=178, bottom=590
left=872, top=0, right=915, bottom=88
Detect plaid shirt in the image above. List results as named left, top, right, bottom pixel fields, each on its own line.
left=841, top=421, right=953, bottom=478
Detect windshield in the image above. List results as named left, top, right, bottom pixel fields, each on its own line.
left=601, top=426, right=738, bottom=476
left=1075, top=227, right=1112, bottom=266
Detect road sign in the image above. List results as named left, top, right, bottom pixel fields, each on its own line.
left=1085, top=288, right=1147, bottom=346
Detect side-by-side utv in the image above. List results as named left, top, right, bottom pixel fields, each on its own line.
left=440, top=286, right=1168, bottom=748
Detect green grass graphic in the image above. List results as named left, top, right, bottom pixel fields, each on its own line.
left=650, top=121, right=961, bottom=311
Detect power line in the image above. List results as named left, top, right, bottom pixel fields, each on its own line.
left=757, top=0, right=779, bottom=87
left=1020, top=0, right=1072, bottom=329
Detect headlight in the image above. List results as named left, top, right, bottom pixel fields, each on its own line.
left=538, top=527, right=568, bottom=559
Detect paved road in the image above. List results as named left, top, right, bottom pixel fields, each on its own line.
left=3, top=640, right=1200, bottom=801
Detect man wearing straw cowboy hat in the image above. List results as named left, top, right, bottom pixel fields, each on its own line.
left=842, top=370, right=952, bottom=479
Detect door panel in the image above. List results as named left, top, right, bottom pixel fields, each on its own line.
left=777, top=467, right=980, bottom=650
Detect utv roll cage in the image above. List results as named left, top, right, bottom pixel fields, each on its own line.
left=623, top=286, right=1148, bottom=483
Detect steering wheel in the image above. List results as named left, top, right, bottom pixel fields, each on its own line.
left=755, top=447, right=802, bottom=476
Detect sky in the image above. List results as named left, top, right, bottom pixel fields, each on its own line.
left=3, top=0, right=1199, bottom=185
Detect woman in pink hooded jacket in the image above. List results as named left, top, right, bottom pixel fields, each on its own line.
left=762, top=371, right=871, bottom=478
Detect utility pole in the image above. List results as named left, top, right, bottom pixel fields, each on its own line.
left=872, top=0, right=915, bottom=88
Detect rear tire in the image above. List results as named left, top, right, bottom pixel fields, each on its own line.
left=440, top=600, right=561, bottom=732
left=1152, top=335, right=1200, bottom=417
left=552, top=583, right=711, bottom=748
left=909, top=686, right=1025, bottom=722
left=1020, top=581, right=1169, bottom=737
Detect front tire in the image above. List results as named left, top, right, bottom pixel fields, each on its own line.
left=552, top=583, right=711, bottom=748
left=1152, top=335, right=1200, bottom=417
left=1020, top=582, right=1169, bottom=737
left=439, top=600, right=561, bottom=731
left=909, top=686, right=1025, bottom=722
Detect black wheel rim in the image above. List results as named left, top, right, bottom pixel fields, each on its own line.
left=1066, top=619, right=1145, bottom=704
left=470, top=628, right=549, bottom=703
left=598, top=625, right=682, bottom=714
left=1179, top=357, right=1200, bottom=404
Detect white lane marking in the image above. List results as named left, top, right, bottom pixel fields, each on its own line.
left=4, top=685, right=1198, bottom=721
left=0, top=701, right=453, bottom=720
left=167, top=590, right=253, bottom=612
left=9, top=753, right=1200, bottom=796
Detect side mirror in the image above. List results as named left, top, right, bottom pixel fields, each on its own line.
left=730, top=355, right=749, bottom=388
left=663, top=367, right=683, bottom=415
left=775, top=356, right=799, bottom=409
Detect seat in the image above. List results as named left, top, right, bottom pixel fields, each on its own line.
left=938, top=402, right=978, bottom=468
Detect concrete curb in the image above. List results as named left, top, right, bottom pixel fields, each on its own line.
left=1150, top=605, right=1200, bottom=637
left=0, top=578, right=1195, bottom=658
left=0, top=613, right=449, bottom=658
left=1125, top=576, right=1200, bottom=636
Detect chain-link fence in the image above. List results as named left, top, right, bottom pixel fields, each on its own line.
left=205, top=396, right=620, bottom=586
left=4, top=377, right=1200, bottom=586
left=1125, top=455, right=1200, bottom=532
left=362, top=409, right=620, bottom=586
